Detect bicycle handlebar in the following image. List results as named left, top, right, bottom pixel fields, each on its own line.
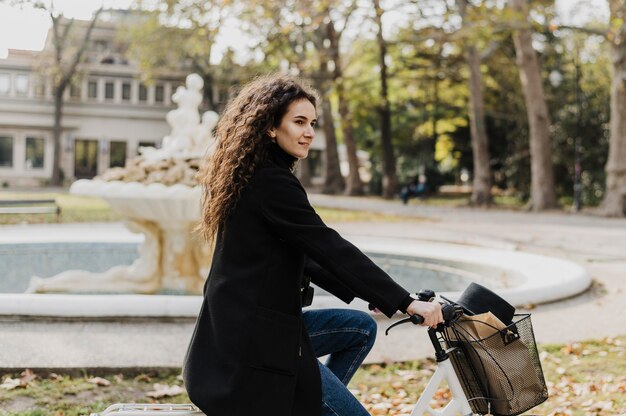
left=408, top=302, right=461, bottom=325
left=384, top=303, right=462, bottom=335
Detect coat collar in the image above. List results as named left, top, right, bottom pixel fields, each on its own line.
left=267, top=142, right=297, bottom=170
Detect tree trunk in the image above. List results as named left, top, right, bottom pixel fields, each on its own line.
left=297, top=155, right=312, bottom=187
left=510, top=0, right=558, bottom=210
left=51, top=85, right=65, bottom=186
left=373, top=0, right=398, bottom=199
left=598, top=1, right=626, bottom=216
left=321, top=95, right=345, bottom=194
left=467, top=46, right=493, bottom=205
left=326, top=18, right=363, bottom=196
left=47, top=9, right=102, bottom=187
left=457, top=0, right=493, bottom=205
left=337, top=90, right=363, bottom=195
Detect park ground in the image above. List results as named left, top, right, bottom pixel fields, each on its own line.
left=0, top=189, right=625, bottom=415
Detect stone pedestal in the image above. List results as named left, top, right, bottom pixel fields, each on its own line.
left=27, top=180, right=212, bottom=295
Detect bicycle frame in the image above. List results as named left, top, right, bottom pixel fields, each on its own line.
left=411, top=351, right=473, bottom=416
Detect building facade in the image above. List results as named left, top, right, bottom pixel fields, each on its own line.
left=0, top=11, right=345, bottom=189
left=0, top=13, right=187, bottom=187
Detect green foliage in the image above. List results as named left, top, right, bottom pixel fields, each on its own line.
left=115, top=0, right=615, bottom=203
left=121, top=0, right=254, bottom=111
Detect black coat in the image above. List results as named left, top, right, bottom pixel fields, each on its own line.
left=183, top=144, right=411, bottom=416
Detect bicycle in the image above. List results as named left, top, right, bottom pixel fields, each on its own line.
left=91, top=289, right=547, bottom=416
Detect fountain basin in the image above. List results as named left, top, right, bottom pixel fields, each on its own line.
left=0, top=224, right=591, bottom=317
left=70, top=179, right=202, bottom=222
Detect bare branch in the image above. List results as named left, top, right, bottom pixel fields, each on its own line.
left=553, top=24, right=608, bottom=39
left=62, top=7, right=104, bottom=86
left=480, top=40, right=502, bottom=61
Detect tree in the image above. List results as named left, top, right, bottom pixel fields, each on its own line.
left=242, top=0, right=348, bottom=194
left=15, top=1, right=103, bottom=185
left=456, top=0, right=493, bottom=205
left=123, top=0, right=239, bottom=112
left=598, top=0, right=626, bottom=216
left=549, top=1, right=625, bottom=215
left=510, top=0, right=558, bottom=210
left=373, top=0, right=399, bottom=199
left=323, top=1, right=364, bottom=195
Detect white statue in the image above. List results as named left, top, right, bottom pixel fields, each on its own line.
left=193, top=111, right=219, bottom=156
left=141, top=73, right=217, bottom=161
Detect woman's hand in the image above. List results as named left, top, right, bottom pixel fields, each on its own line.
left=406, top=300, right=444, bottom=327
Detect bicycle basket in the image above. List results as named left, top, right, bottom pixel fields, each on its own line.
left=441, top=313, right=548, bottom=415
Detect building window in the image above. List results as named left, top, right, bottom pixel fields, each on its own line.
left=105, top=81, right=114, bottom=100
left=155, top=84, right=164, bottom=103
left=70, top=82, right=81, bottom=99
left=88, top=80, right=98, bottom=99
left=122, top=82, right=131, bottom=101
left=15, top=74, right=29, bottom=96
left=109, top=141, right=127, bottom=168
left=0, top=136, right=14, bottom=167
left=74, top=139, right=99, bottom=179
left=25, top=137, right=45, bottom=169
left=139, top=84, right=148, bottom=102
left=0, top=74, right=9, bottom=95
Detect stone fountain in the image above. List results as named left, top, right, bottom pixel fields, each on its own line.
left=27, top=74, right=218, bottom=295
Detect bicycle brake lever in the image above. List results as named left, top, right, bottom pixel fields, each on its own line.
left=385, top=314, right=424, bottom=335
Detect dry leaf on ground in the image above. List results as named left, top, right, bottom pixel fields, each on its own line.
left=146, top=383, right=185, bottom=399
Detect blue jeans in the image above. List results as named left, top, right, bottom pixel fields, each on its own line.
left=303, top=309, right=376, bottom=416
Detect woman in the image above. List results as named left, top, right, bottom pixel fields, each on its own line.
left=183, top=74, right=443, bottom=416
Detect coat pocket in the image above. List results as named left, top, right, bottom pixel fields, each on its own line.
left=247, top=306, right=300, bottom=375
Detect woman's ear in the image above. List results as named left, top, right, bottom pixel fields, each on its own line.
left=268, top=129, right=276, bottom=140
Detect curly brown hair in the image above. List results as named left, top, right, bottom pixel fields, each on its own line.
left=196, top=73, right=320, bottom=242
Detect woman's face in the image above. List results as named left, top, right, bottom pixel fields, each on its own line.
left=269, top=99, right=317, bottom=159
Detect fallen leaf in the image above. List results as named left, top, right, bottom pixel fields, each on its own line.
left=87, top=377, right=111, bottom=387
left=0, top=377, right=21, bottom=390
left=146, top=383, right=185, bottom=399
left=48, top=373, right=64, bottom=382
left=134, top=373, right=152, bottom=383
left=19, top=369, right=37, bottom=385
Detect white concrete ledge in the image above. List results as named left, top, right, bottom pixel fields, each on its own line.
left=350, top=236, right=591, bottom=308
left=0, top=235, right=591, bottom=318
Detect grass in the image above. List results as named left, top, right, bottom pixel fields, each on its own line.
left=405, top=193, right=526, bottom=209
left=350, top=335, right=626, bottom=415
left=316, top=207, right=426, bottom=223
left=1, top=335, right=624, bottom=416
left=0, top=192, right=120, bottom=224
left=0, top=191, right=423, bottom=225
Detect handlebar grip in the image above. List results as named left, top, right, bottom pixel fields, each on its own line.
left=408, top=304, right=458, bottom=326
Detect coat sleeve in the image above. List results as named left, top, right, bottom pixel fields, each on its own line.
left=304, top=256, right=356, bottom=304
left=255, top=168, right=411, bottom=318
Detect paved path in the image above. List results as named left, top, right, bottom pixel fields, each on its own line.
left=1, top=195, right=625, bottom=370
left=307, top=194, right=626, bottom=362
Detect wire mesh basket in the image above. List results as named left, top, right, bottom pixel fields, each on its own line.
left=441, top=313, right=549, bottom=415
